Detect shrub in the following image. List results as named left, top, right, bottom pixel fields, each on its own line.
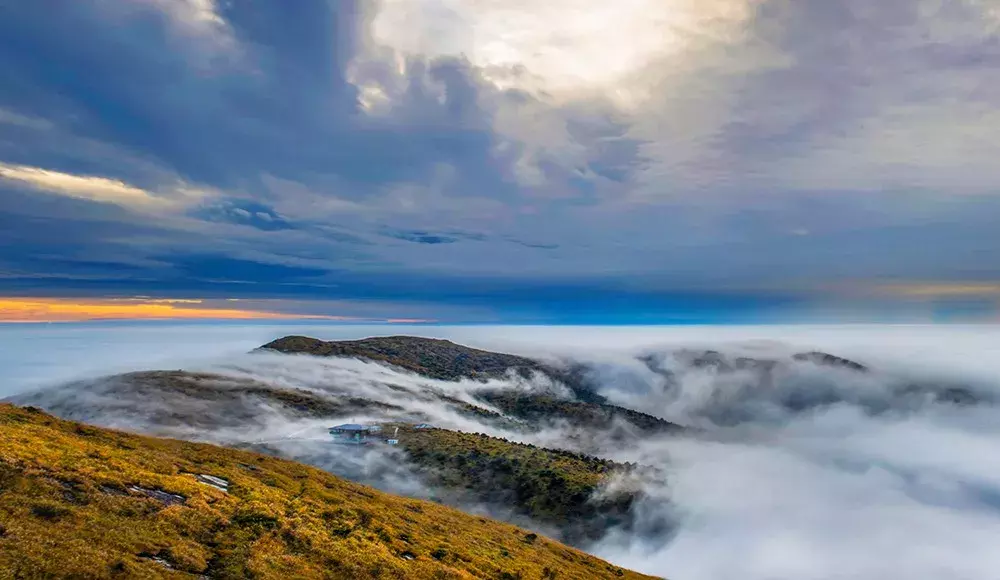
left=231, top=511, right=279, bottom=531
left=31, top=502, right=71, bottom=520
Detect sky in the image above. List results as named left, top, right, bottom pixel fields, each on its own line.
left=1, top=0, right=999, bottom=323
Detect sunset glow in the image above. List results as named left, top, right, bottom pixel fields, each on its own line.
left=0, top=298, right=348, bottom=323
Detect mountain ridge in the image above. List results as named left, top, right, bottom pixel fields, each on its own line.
left=258, top=335, right=609, bottom=403
left=257, top=335, right=685, bottom=435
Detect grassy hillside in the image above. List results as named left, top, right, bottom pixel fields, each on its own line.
left=0, top=404, right=658, bottom=580
left=396, top=426, right=656, bottom=544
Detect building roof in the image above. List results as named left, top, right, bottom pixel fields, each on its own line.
left=330, top=424, right=368, bottom=432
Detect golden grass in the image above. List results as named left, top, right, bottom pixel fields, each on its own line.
left=0, top=404, right=659, bottom=580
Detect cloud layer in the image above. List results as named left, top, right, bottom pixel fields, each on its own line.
left=7, top=323, right=1000, bottom=579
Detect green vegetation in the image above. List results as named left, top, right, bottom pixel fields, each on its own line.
left=0, top=404, right=658, bottom=580
left=259, top=336, right=549, bottom=383
left=397, top=427, right=648, bottom=544
left=475, top=391, right=684, bottom=436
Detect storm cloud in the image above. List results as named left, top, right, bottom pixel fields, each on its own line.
left=2, top=1, right=1000, bottom=321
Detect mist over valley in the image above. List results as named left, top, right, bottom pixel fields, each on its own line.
left=5, top=324, right=999, bottom=579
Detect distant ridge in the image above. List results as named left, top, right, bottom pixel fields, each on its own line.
left=259, top=335, right=555, bottom=383
left=258, top=335, right=686, bottom=435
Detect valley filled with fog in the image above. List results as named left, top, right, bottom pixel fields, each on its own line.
left=4, top=323, right=1000, bottom=580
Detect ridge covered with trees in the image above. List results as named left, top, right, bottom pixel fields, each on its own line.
left=396, top=426, right=666, bottom=545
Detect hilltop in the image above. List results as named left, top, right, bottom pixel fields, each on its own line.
left=259, top=335, right=610, bottom=404
left=0, top=404, right=658, bottom=580
left=259, top=335, right=552, bottom=384
left=258, top=335, right=684, bottom=435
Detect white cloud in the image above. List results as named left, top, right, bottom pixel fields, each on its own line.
left=139, top=0, right=229, bottom=37
left=780, top=102, right=1000, bottom=195
left=96, top=0, right=237, bottom=61
left=358, top=0, right=1000, bottom=202
left=0, top=162, right=211, bottom=211
left=0, top=107, right=53, bottom=131
left=370, top=0, right=760, bottom=103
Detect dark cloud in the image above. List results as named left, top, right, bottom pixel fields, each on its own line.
left=386, top=231, right=459, bottom=245
left=0, top=1, right=512, bottom=191
left=0, top=0, right=999, bottom=321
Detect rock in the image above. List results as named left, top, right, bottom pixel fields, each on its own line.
left=98, top=484, right=129, bottom=496
left=127, top=485, right=186, bottom=506
left=137, top=553, right=173, bottom=569
left=792, top=351, right=868, bottom=372
left=194, top=474, right=229, bottom=493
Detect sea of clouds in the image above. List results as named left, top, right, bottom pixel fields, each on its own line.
left=3, top=322, right=1000, bottom=580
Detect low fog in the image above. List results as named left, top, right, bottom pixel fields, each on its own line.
left=4, top=323, right=1000, bottom=580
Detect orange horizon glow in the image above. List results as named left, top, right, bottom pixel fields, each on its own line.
left=874, top=283, right=1000, bottom=298
left=0, top=297, right=365, bottom=323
